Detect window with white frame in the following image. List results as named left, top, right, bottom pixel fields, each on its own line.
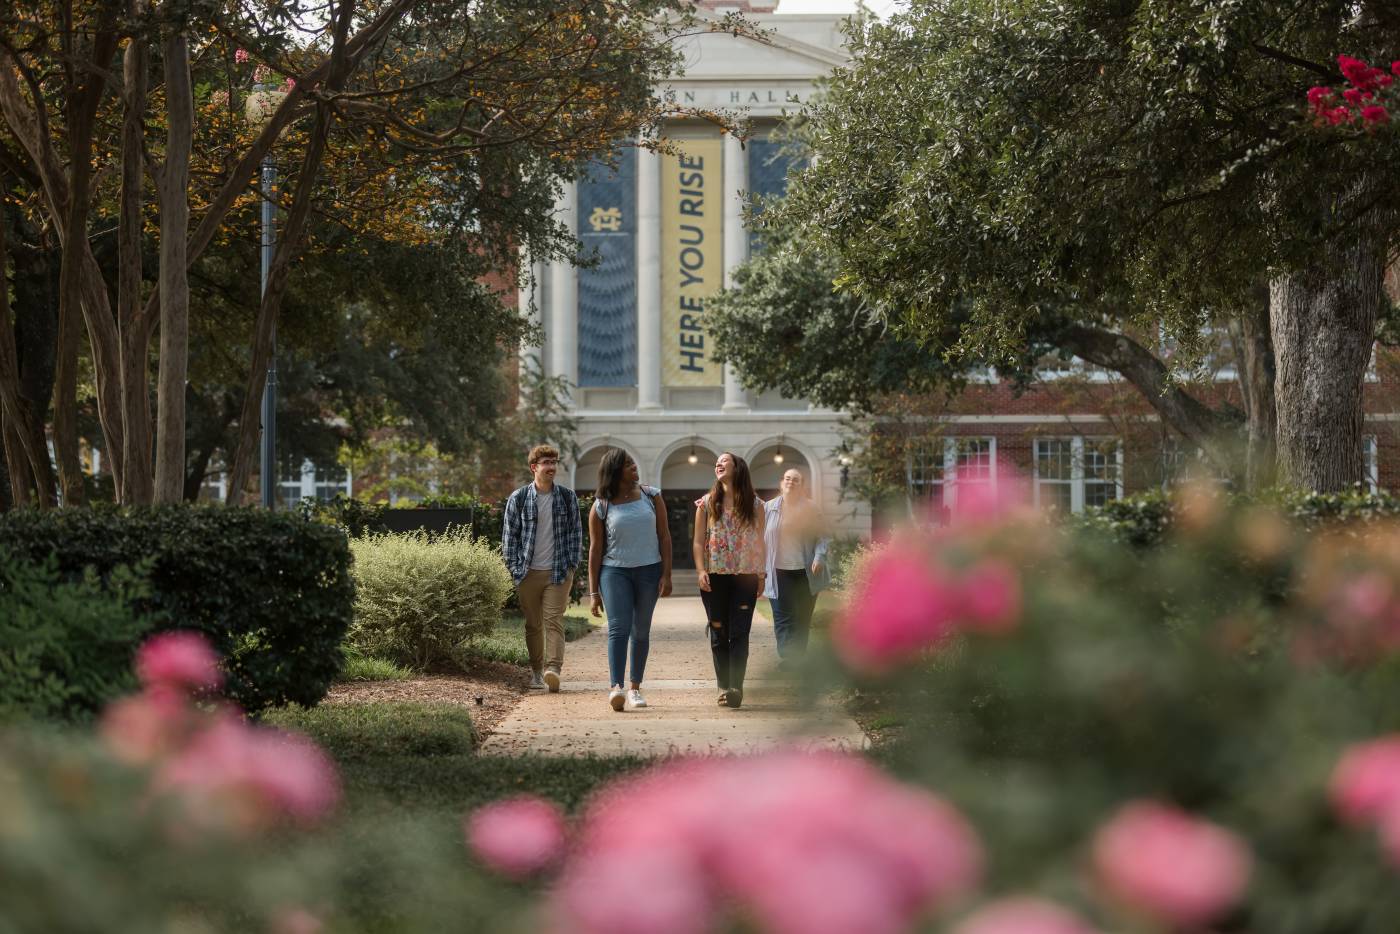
left=279, top=458, right=352, bottom=509
left=907, top=437, right=997, bottom=518
left=1034, top=437, right=1122, bottom=513
left=1365, top=435, right=1379, bottom=493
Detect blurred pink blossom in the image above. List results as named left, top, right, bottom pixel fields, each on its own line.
left=552, top=750, right=981, bottom=934
left=253, top=64, right=270, bottom=83
left=1092, top=801, right=1252, bottom=927
left=136, top=631, right=222, bottom=693
left=1330, top=735, right=1400, bottom=826
left=283, top=77, right=296, bottom=92
left=270, top=906, right=322, bottom=934
left=465, top=795, right=567, bottom=880
left=234, top=48, right=249, bottom=64
left=1379, top=804, right=1400, bottom=870
left=209, top=89, right=229, bottom=108
left=953, top=898, right=1100, bottom=934
left=154, top=714, right=340, bottom=831
left=834, top=552, right=961, bottom=673
left=99, top=685, right=190, bottom=765
left=958, top=560, right=1022, bottom=634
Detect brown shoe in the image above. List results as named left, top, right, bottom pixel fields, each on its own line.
left=717, top=691, right=729, bottom=706
left=724, top=688, right=743, bottom=709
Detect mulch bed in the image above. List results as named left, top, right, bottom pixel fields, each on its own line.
left=323, top=658, right=530, bottom=741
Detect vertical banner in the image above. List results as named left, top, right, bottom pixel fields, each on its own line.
left=661, top=137, right=723, bottom=387
left=577, top=149, right=637, bottom=387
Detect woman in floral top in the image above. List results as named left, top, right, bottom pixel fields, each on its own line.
left=692, top=452, right=766, bottom=709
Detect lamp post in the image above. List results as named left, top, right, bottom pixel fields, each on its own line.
left=246, top=81, right=284, bottom=509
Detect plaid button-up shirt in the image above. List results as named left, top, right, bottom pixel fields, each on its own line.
left=502, top=482, right=582, bottom=585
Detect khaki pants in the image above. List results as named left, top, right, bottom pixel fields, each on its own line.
left=517, top=569, right=573, bottom=673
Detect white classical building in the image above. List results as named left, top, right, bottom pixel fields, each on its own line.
left=521, top=4, right=868, bottom=572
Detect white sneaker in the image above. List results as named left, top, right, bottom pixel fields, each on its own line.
left=627, top=688, right=647, bottom=709
left=609, top=685, right=625, bottom=712
left=544, top=669, right=561, bottom=693
left=528, top=671, right=546, bottom=690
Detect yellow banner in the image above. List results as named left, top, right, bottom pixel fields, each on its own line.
left=661, top=137, right=724, bottom=387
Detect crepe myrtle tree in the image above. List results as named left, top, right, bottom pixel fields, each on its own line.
left=0, top=0, right=743, bottom=507
left=771, top=0, right=1400, bottom=492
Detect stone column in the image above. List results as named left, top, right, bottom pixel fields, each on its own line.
left=636, top=145, right=663, bottom=412
left=721, top=132, right=750, bottom=413
left=548, top=180, right=578, bottom=400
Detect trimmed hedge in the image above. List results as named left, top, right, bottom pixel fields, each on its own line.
left=1078, top=486, right=1400, bottom=549
left=0, top=558, right=154, bottom=722
left=0, top=506, right=355, bottom=715
left=348, top=530, right=514, bottom=670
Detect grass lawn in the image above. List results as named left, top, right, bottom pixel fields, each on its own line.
left=464, top=610, right=598, bottom=667
left=267, top=701, right=644, bottom=818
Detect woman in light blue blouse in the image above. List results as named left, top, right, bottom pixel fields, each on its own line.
left=762, top=468, right=830, bottom=664
left=587, top=449, right=672, bottom=712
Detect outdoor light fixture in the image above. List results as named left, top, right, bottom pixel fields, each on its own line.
left=774, top=436, right=785, bottom=465
left=687, top=436, right=698, bottom=465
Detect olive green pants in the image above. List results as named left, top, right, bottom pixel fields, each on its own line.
left=517, top=569, right=573, bottom=673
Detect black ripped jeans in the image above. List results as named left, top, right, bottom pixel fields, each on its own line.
left=701, top=573, right=761, bottom=692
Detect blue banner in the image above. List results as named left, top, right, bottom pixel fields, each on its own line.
left=578, top=149, right=637, bottom=388
left=747, top=138, right=806, bottom=254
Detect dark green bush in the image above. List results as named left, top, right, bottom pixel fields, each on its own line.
left=0, top=506, right=354, bottom=715
left=300, top=495, right=389, bottom=537
left=0, top=558, right=154, bottom=722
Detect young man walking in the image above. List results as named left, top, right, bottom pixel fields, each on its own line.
left=502, top=444, right=582, bottom=692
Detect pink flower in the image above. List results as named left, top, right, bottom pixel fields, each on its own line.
left=209, top=89, right=229, bottom=108
left=1392, top=61, right=1400, bottom=77
left=1092, top=801, right=1252, bottom=927
left=283, top=77, right=296, bottom=92
left=135, top=631, right=222, bottom=693
left=1363, top=105, right=1390, bottom=125
left=253, top=64, right=270, bottom=83
left=154, top=714, right=340, bottom=832
left=465, top=795, right=567, bottom=880
left=953, top=898, right=1100, bottom=934
left=1330, top=736, right=1400, bottom=826
left=1308, top=86, right=1335, bottom=110
left=1380, top=805, right=1400, bottom=869
left=834, top=551, right=961, bottom=672
left=1327, top=106, right=1354, bottom=126
left=234, top=48, right=249, bottom=64
left=270, top=907, right=322, bottom=934
left=552, top=847, right=713, bottom=934
left=1344, top=87, right=1365, bottom=105
left=99, top=685, right=191, bottom=765
left=553, top=751, right=982, bottom=934
left=1340, top=55, right=1380, bottom=91
left=958, top=560, right=1022, bottom=635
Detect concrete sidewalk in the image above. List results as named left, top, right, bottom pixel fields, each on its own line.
left=479, top=596, right=866, bottom=757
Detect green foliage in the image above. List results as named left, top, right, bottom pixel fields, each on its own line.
left=0, top=506, right=354, bottom=715
left=465, top=611, right=597, bottom=667
left=301, top=494, right=390, bottom=537
left=338, top=652, right=415, bottom=682
left=1078, top=486, right=1400, bottom=549
left=264, top=702, right=476, bottom=758
left=863, top=500, right=1400, bottom=930
left=0, top=559, right=153, bottom=723
left=348, top=531, right=514, bottom=670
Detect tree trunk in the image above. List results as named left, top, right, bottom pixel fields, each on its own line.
left=51, top=284, right=84, bottom=505
left=1, top=413, right=31, bottom=508
left=226, top=107, right=336, bottom=505
left=118, top=15, right=154, bottom=504
left=154, top=30, right=193, bottom=504
left=1237, top=287, right=1277, bottom=492
left=0, top=184, right=56, bottom=506
left=1270, top=231, right=1384, bottom=491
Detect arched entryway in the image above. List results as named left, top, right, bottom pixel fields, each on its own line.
left=572, top=440, right=647, bottom=494
left=746, top=440, right=817, bottom=502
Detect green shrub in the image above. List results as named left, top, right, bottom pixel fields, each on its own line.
left=339, top=653, right=414, bottom=682
left=0, top=505, right=354, bottom=715
left=464, top=611, right=597, bottom=666
left=348, top=530, right=513, bottom=670
left=1078, top=486, right=1400, bottom=550
left=264, top=701, right=476, bottom=758
left=0, top=559, right=154, bottom=722
left=300, top=494, right=389, bottom=537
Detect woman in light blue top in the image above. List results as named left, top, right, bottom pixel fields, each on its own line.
left=588, top=448, right=672, bottom=712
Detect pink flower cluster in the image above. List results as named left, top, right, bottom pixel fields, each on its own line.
left=1091, top=801, right=1252, bottom=926
left=1307, top=55, right=1399, bottom=127
left=1330, top=735, right=1400, bottom=868
left=100, top=631, right=340, bottom=835
left=234, top=47, right=250, bottom=64
left=465, top=795, right=567, bottom=879
left=834, top=549, right=1022, bottom=674
left=481, top=751, right=985, bottom=934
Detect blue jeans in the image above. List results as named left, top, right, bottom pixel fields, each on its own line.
left=599, top=562, right=663, bottom=687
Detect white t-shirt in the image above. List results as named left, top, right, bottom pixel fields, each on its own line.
left=530, top=490, right=555, bottom=570
left=775, top=502, right=807, bottom=570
